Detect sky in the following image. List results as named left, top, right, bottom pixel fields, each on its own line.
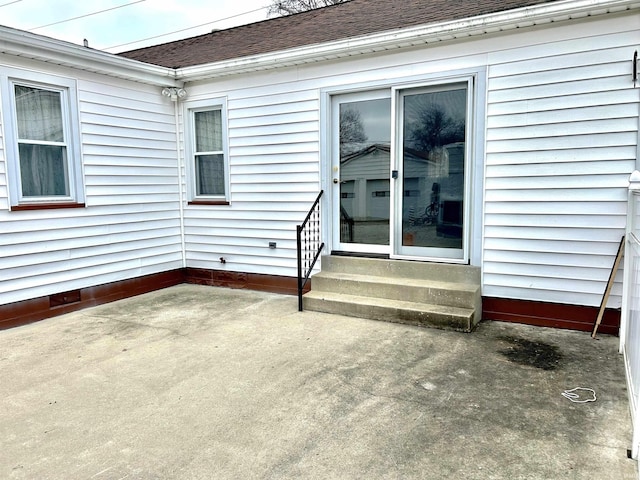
left=0, top=0, right=272, bottom=53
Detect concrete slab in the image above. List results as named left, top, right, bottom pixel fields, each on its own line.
left=0, top=284, right=636, bottom=479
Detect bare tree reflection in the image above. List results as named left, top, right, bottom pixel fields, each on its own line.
left=340, top=107, right=368, bottom=157
left=406, top=104, right=464, bottom=153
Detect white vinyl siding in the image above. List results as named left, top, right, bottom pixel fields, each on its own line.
left=483, top=28, right=639, bottom=308
left=183, top=89, right=320, bottom=276
left=0, top=63, right=182, bottom=305
left=181, top=14, right=638, bottom=309
left=1, top=11, right=637, bottom=313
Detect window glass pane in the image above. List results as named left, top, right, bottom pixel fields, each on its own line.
left=339, top=97, right=391, bottom=245
left=196, top=154, right=225, bottom=196
left=15, top=85, right=64, bottom=142
left=18, top=144, right=69, bottom=196
left=195, top=110, right=222, bottom=152
left=401, top=87, right=467, bottom=250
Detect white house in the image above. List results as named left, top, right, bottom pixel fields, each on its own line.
left=0, top=0, right=638, bottom=334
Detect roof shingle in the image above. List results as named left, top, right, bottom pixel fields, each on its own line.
left=119, top=0, right=557, bottom=68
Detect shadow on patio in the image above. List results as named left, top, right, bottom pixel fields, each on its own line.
left=1, top=284, right=636, bottom=479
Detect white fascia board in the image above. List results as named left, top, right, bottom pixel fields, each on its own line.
left=178, top=0, right=640, bottom=81
left=0, top=25, right=178, bottom=87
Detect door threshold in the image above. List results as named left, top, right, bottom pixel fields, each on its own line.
left=330, top=251, right=390, bottom=259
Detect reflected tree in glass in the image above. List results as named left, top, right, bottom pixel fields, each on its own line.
left=402, top=88, right=467, bottom=250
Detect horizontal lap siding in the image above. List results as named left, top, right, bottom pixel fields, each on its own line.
left=484, top=28, right=639, bottom=308
left=181, top=45, right=489, bottom=278
left=184, top=88, right=320, bottom=277
left=184, top=16, right=640, bottom=291
left=0, top=67, right=182, bottom=305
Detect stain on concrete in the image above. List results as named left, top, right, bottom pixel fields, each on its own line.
left=499, top=336, right=562, bottom=371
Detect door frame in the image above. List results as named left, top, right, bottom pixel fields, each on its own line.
left=320, top=67, right=487, bottom=266
left=391, top=76, right=476, bottom=263
left=329, top=89, right=392, bottom=255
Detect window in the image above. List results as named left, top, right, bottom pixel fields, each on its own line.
left=186, top=98, right=229, bottom=204
left=1, top=68, right=83, bottom=209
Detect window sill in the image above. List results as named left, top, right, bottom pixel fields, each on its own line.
left=11, top=202, right=86, bottom=211
left=188, top=200, right=230, bottom=206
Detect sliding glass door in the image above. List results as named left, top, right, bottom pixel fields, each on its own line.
left=330, top=78, right=473, bottom=262
left=394, top=82, right=470, bottom=261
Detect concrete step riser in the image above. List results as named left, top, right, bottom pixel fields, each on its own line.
left=311, top=275, right=478, bottom=309
left=322, top=256, right=480, bottom=284
left=303, top=295, right=474, bottom=332
left=305, top=255, right=482, bottom=332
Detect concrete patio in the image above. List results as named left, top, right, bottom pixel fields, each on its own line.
left=0, top=284, right=637, bottom=479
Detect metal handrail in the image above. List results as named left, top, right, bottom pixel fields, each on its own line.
left=340, top=205, right=354, bottom=242
left=296, top=190, right=324, bottom=311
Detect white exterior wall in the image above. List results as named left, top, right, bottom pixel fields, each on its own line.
left=484, top=21, right=640, bottom=307
left=0, top=58, right=182, bottom=306
left=182, top=88, right=320, bottom=276
left=0, top=12, right=637, bottom=311
left=180, top=37, right=492, bottom=277
left=181, top=13, right=638, bottom=309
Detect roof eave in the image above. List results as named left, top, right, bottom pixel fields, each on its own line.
left=0, top=25, right=179, bottom=87
left=178, top=0, right=640, bottom=82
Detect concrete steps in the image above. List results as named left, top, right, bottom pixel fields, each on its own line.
left=303, top=255, right=481, bottom=332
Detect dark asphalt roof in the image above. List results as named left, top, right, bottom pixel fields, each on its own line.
left=119, top=0, right=557, bottom=68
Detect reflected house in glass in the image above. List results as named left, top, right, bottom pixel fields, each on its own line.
left=340, top=144, right=391, bottom=223
left=339, top=142, right=464, bottom=240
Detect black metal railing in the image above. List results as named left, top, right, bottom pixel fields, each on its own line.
left=297, top=190, right=324, bottom=311
left=340, top=205, right=354, bottom=243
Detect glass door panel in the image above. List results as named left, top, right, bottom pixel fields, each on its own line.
left=396, top=84, right=468, bottom=260
left=332, top=92, right=391, bottom=253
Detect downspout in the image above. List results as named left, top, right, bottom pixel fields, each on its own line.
left=175, top=99, right=187, bottom=269
left=162, top=86, right=188, bottom=268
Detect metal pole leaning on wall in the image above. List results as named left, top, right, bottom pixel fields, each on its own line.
left=592, top=235, right=625, bottom=339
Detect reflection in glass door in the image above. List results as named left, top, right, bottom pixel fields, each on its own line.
left=397, top=84, right=468, bottom=260
left=332, top=92, right=391, bottom=253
